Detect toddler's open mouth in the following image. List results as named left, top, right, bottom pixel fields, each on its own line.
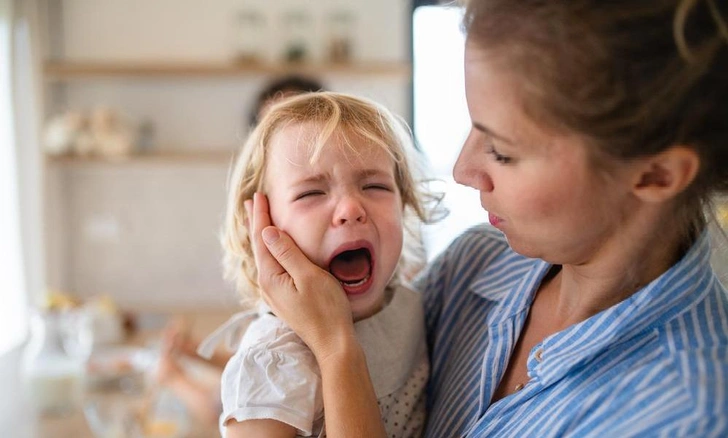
left=328, top=246, right=374, bottom=295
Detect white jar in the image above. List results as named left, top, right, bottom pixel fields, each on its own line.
left=23, top=311, right=83, bottom=415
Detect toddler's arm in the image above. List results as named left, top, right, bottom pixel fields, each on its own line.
left=226, top=419, right=297, bottom=438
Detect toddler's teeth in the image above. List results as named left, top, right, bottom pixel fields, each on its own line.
left=340, top=274, right=370, bottom=288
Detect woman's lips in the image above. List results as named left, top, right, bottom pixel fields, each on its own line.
left=489, top=212, right=503, bottom=227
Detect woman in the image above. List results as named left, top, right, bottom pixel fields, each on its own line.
left=247, top=0, right=728, bottom=436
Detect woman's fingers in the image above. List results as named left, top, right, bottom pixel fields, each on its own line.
left=261, top=226, right=354, bottom=359
left=245, top=192, right=354, bottom=358
left=248, top=193, right=287, bottom=288
left=260, top=226, right=323, bottom=286
left=249, top=192, right=325, bottom=291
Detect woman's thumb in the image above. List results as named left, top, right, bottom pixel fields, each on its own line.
left=261, top=226, right=310, bottom=278
left=262, top=227, right=280, bottom=245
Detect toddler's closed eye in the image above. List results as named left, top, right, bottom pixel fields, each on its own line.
left=363, top=184, right=393, bottom=192
left=295, top=190, right=325, bottom=200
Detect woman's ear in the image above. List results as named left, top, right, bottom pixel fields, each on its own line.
left=631, top=146, right=700, bottom=203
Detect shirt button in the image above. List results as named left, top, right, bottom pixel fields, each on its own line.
left=535, top=348, right=544, bottom=362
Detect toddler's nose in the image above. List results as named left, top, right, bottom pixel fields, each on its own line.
left=334, top=195, right=367, bottom=225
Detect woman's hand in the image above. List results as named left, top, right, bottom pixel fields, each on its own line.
left=246, top=193, right=356, bottom=363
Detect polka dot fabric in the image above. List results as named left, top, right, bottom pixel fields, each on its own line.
left=378, top=352, right=429, bottom=438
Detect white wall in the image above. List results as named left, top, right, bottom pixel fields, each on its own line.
left=44, top=0, right=412, bottom=309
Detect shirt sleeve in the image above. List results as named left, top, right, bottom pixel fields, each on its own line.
left=219, top=319, right=323, bottom=436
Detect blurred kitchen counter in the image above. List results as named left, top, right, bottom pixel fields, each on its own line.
left=0, top=308, right=236, bottom=437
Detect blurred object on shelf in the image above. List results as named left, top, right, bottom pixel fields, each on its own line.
left=137, top=118, right=156, bottom=153
left=326, top=9, right=356, bottom=63
left=281, top=9, right=313, bottom=63
left=233, top=8, right=266, bottom=64
left=73, top=115, right=95, bottom=156
left=23, top=310, right=83, bottom=415
left=90, top=107, right=136, bottom=159
left=44, top=289, right=82, bottom=311
left=43, top=107, right=138, bottom=159
left=43, top=111, right=86, bottom=156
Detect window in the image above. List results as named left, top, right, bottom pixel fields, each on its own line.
left=0, top=0, right=30, bottom=355
left=412, top=3, right=487, bottom=260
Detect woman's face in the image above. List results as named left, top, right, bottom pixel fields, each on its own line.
left=455, top=42, right=639, bottom=265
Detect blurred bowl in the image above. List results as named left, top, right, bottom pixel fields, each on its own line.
left=84, top=347, right=154, bottom=390
left=84, top=397, right=141, bottom=438
left=83, top=390, right=189, bottom=438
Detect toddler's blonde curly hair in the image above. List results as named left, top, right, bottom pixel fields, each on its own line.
left=222, top=91, right=442, bottom=307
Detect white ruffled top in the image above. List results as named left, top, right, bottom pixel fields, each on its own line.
left=198, top=285, right=429, bottom=437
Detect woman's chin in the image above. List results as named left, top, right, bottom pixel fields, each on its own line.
left=503, top=235, right=540, bottom=259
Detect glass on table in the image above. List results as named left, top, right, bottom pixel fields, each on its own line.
left=23, top=310, right=83, bottom=415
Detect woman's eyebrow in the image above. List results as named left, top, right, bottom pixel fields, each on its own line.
left=472, top=121, right=515, bottom=145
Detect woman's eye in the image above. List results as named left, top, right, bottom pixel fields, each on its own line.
left=295, top=190, right=324, bottom=200
left=487, top=145, right=513, bottom=164
left=482, top=135, right=513, bottom=164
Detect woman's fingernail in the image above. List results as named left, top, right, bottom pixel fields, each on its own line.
left=262, top=227, right=279, bottom=244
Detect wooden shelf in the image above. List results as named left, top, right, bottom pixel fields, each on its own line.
left=44, top=61, right=412, bottom=80
left=45, top=150, right=237, bottom=165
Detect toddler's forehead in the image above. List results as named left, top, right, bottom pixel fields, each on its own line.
left=267, top=122, right=392, bottom=168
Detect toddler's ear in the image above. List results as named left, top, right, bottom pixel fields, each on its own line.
left=631, top=146, right=700, bottom=203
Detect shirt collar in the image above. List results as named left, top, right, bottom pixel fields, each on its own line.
left=468, top=250, right=550, bottom=324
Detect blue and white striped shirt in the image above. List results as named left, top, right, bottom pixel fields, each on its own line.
left=415, top=225, right=728, bottom=437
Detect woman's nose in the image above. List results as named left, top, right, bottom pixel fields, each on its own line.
left=453, top=132, right=494, bottom=192
left=333, top=195, right=367, bottom=225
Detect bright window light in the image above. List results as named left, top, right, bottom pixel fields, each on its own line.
left=413, top=5, right=487, bottom=260
left=0, top=3, right=28, bottom=355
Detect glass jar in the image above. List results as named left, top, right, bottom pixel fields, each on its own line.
left=23, top=310, right=83, bottom=415
left=326, top=10, right=356, bottom=63
left=281, top=9, right=313, bottom=63
left=233, top=9, right=266, bottom=64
